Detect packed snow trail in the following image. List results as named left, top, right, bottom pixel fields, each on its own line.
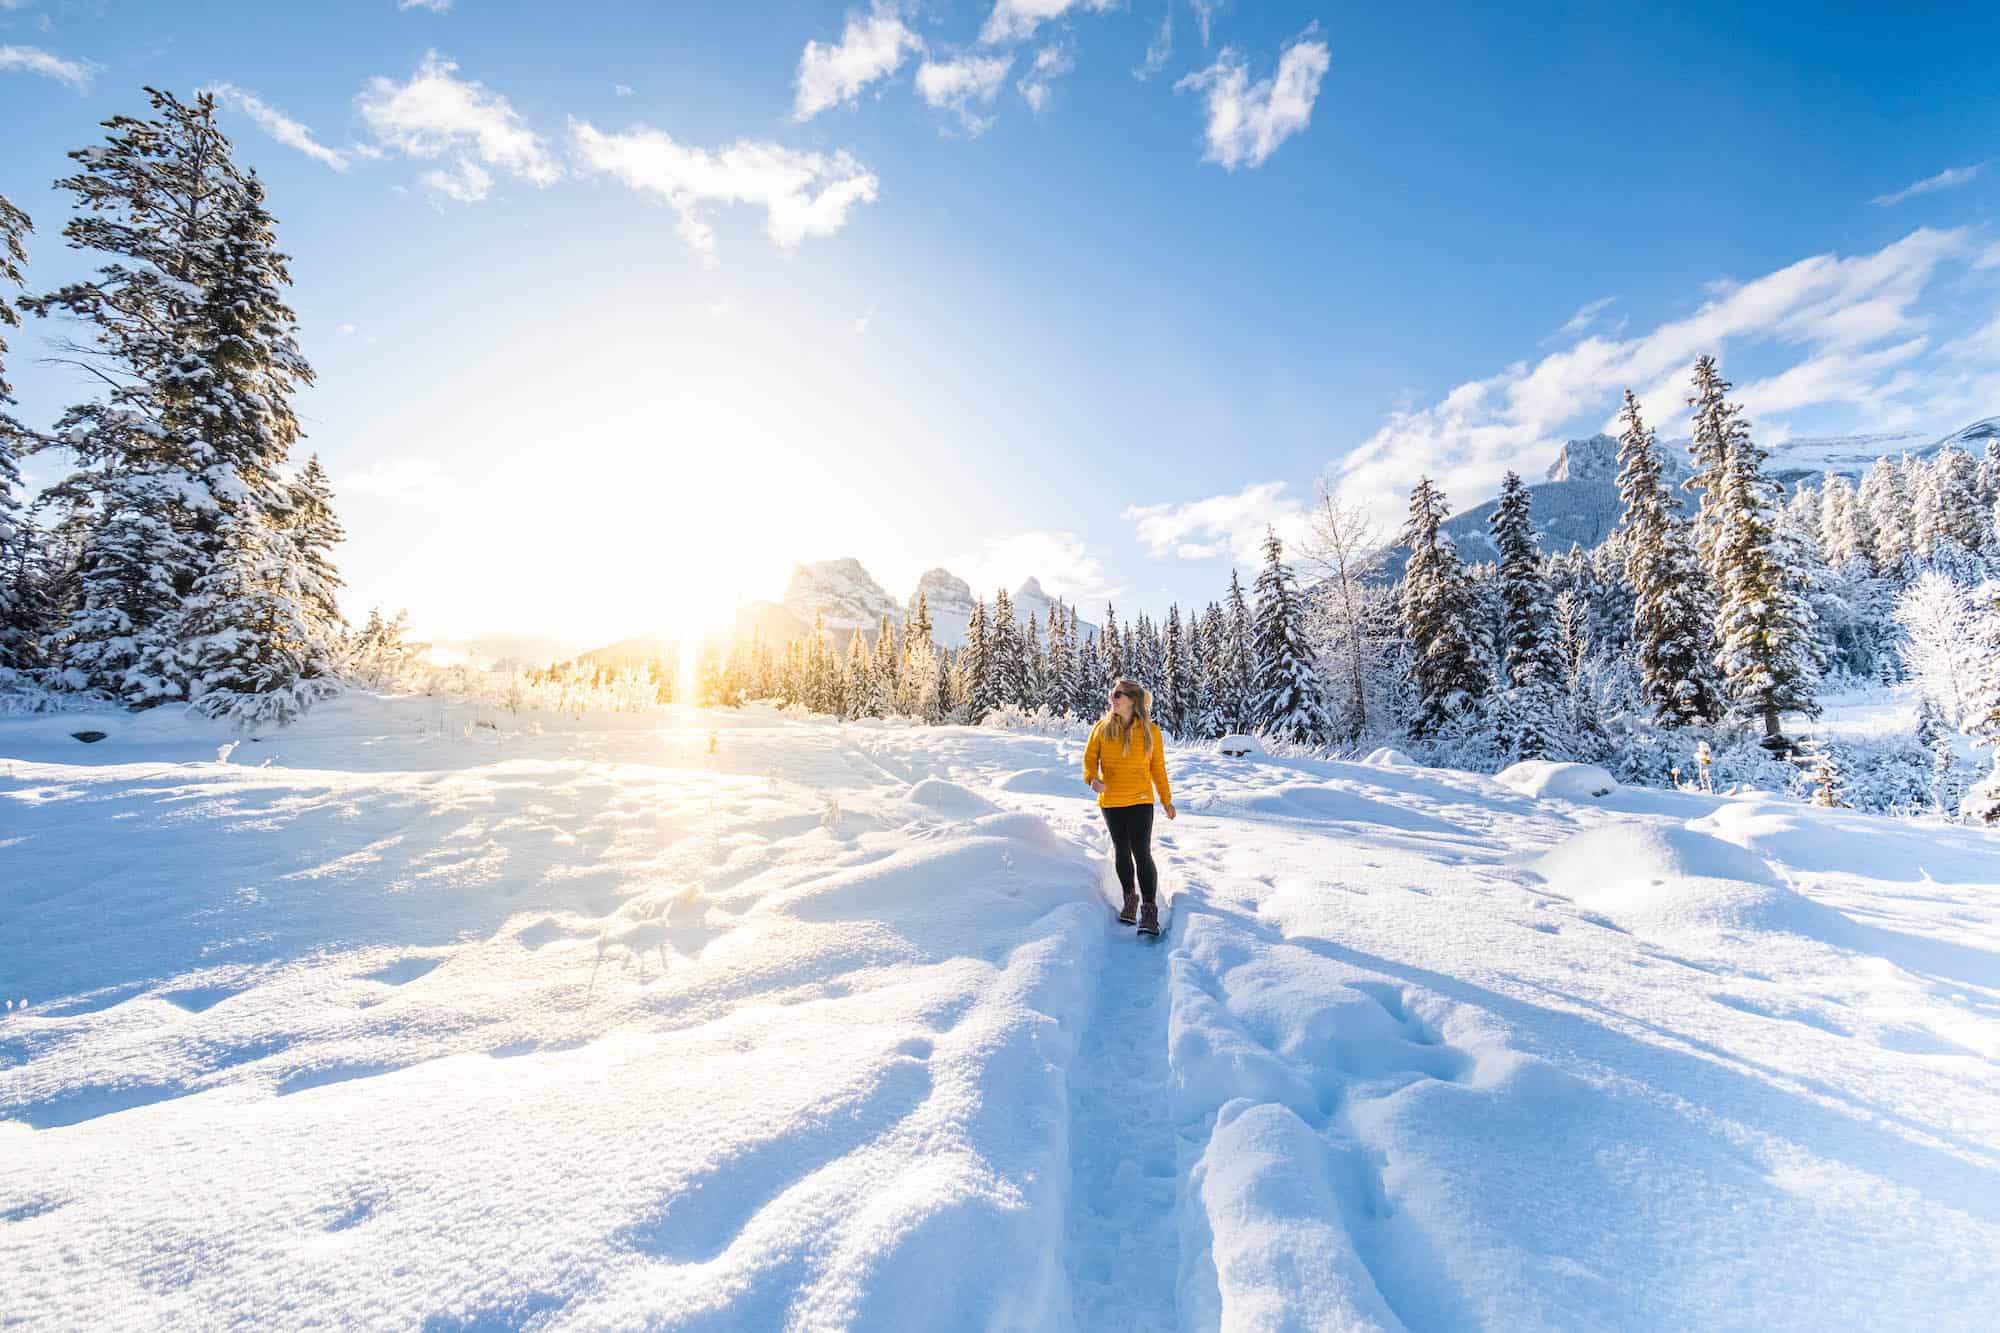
left=4, top=698, right=1999, bottom=1329
left=1060, top=860, right=1181, bottom=1331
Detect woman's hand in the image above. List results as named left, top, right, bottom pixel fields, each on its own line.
left=1088, top=778, right=1105, bottom=794
left=1163, top=802, right=1177, bottom=820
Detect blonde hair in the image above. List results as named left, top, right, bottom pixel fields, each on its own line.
left=1101, top=677, right=1154, bottom=757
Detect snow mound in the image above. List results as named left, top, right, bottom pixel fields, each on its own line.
left=1495, top=761, right=1617, bottom=801
left=1533, top=821, right=1833, bottom=936
left=1216, top=734, right=1264, bottom=758
left=971, top=809, right=1065, bottom=852
left=1360, top=747, right=1417, bottom=768
left=903, top=777, right=1000, bottom=817
left=994, top=766, right=1082, bottom=796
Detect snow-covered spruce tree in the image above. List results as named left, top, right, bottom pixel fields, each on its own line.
left=842, top=629, right=873, bottom=719
left=1155, top=604, right=1185, bottom=735
left=1857, top=456, right=1913, bottom=577
left=283, top=453, right=345, bottom=649
left=1912, top=446, right=1986, bottom=562
left=960, top=596, right=998, bottom=722
left=1041, top=603, right=1075, bottom=716
left=930, top=640, right=954, bottom=724
left=1217, top=569, right=1255, bottom=733
left=1694, top=362, right=1822, bottom=748
left=1099, top=602, right=1122, bottom=680
left=1616, top=390, right=1720, bottom=725
left=0, top=192, right=41, bottom=670
left=901, top=590, right=935, bottom=717
left=1489, top=471, right=1567, bottom=758
left=1184, top=603, right=1218, bottom=739
left=1399, top=477, right=1486, bottom=737
left=1817, top=473, right=1871, bottom=572
left=173, top=176, right=337, bottom=723
left=1072, top=615, right=1103, bottom=717
left=29, top=91, right=337, bottom=717
left=870, top=613, right=899, bottom=713
left=1799, top=737, right=1847, bottom=809
left=1685, top=354, right=1736, bottom=578
left=990, top=586, right=1031, bottom=709
left=1251, top=526, right=1334, bottom=747
left=1021, top=613, right=1048, bottom=712
left=1915, top=698, right=1963, bottom=820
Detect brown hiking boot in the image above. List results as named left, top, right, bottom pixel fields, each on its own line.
left=1137, top=901, right=1160, bottom=936
left=1118, top=890, right=1139, bottom=925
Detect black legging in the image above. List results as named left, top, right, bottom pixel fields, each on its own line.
left=1101, top=802, right=1158, bottom=904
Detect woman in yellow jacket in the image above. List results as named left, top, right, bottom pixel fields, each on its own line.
left=1082, top=677, right=1176, bottom=934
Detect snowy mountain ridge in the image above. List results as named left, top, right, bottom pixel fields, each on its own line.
left=770, top=560, right=1095, bottom=650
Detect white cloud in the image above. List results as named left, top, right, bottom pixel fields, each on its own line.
left=915, top=54, right=1012, bottom=134
left=336, top=322, right=359, bottom=336
left=613, top=83, right=634, bottom=97
left=1545, top=294, right=1620, bottom=344
left=793, top=2, right=924, bottom=122
left=1016, top=42, right=1074, bottom=113
left=953, top=530, right=1122, bottom=607
left=1124, top=481, right=1307, bottom=568
left=343, top=457, right=457, bottom=506
left=1871, top=162, right=1985, bottom=208
left=0, top=43, right=96, bottom=90
left=1174, top=25, right=1328, bottom=170
left=570, top=120, right=879, bottom=260
left=852, top=306, right=874, bottom=335
left=419, top=159, right=493, bottom=203
left=1323, top=226, right=1981, bottom=530
left=398, top=0, right=453, bottom=12
left=356, top=52, right=560, bottom=202
left=980, top=0, right=1114, bottom=46
left=1135, top=8, right=1172, bottom=81
left=203, top=83, right=350, bottom=171
left=1189, top=0, right=1224, bottom=44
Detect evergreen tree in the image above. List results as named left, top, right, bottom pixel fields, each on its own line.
left=1818, top=473, right=1870, bottom=571
left=1218, top=570, right=1255, bottom=732
left=1100, top=602, right=1123, bottom=679
left=1251, top=526, right=1333, bottom=746
left=1685, top=354, right=1735, bottom=577
left=1616, top=389, right=1720, bottom=725
left=1158, top=604, right=1187, bottom=736
left=1489, top=470, right=1566, bottom=757
left=1021, top=613, right=1048, bottom=711
left=1701, top=366, right=1822, bottom=747
left=1073, top=614, right=1104, bottom=717
left=0, top=193, right=38, bottom=669
left=960, top=597, right=998, bottom=721
left=843, top=629, right=873, bottom=719
left=1041, top=602, right=1075, bottom=715
left=284, top=454, right=345, bottom=646
left=1857, top=456, right=1913, bottom=576
left=1912, top=446, right=1984, bottom=559
left=989, top=586, right=1028, bottom=708
left=1398, top=477, right=1486, bottom=736
left=1801, top=737, right=1847, bottom=809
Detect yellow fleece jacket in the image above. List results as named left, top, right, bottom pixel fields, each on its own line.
left=1083, top=718, right=1172, bottom=809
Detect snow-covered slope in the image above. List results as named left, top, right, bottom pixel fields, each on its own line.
left=4, top=697, right=1996, bottom=1328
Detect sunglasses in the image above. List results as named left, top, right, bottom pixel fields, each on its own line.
left=1110, top=690, right=1131, bottom=700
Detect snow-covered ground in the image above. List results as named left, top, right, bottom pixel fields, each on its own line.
left=4, top=696, right=1998, bottom=1329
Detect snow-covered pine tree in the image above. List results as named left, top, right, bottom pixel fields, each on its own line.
left=1695, top=361, right=1822, bottom=748
left=1857, top=456, right=1913, bottom=576
left=0, top=192, right=39, bottom=669
left=1073, top=616, right=1103, bottom=717
left=1800, top=737, right=1847, bottom=809
left=1817, top=473, right=1870, bottom=572
left=1914, top=697, right=1962, bottom=819
left=1183, top=603, right=1215, bottom=739
left=870, top=613, right=899, bottom=713
left=1685, top=354, right=1735, bottom=577
left=1251, top=526, right=1333, bottom=747
left=1021, top=613, right=1048, bottom=711
left=961, top=597, right=998, bottom=721
left=1550, top=588, right=1610, bottom=759
left=843, top=629, right=873, bottom=719
left=1099, top=603, right=1123, bottom=680
left=1616, top=389, right=1720, bottom=725
left=1489, top=470, right=1567, bottom=757
left=1398, top=477, right=1486, bottom=737
left=1218, top=570, right=1255, bottom=733
left=1158, top=604, right=1186, bottom=737
left=1041, top=603, right=1074, bottom=716
left=1129, top=613, right=1163, bottom=706
left=1894, top=571, right=1979, bottom=728
left=1912, top=446, right=1984, bottom=561
left=284, top=454, right=345, bottom=649
left=989, top=586, right=1028, bottom=708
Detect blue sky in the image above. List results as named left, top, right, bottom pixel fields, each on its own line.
left=3, top=0, right=1998, bottom=647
